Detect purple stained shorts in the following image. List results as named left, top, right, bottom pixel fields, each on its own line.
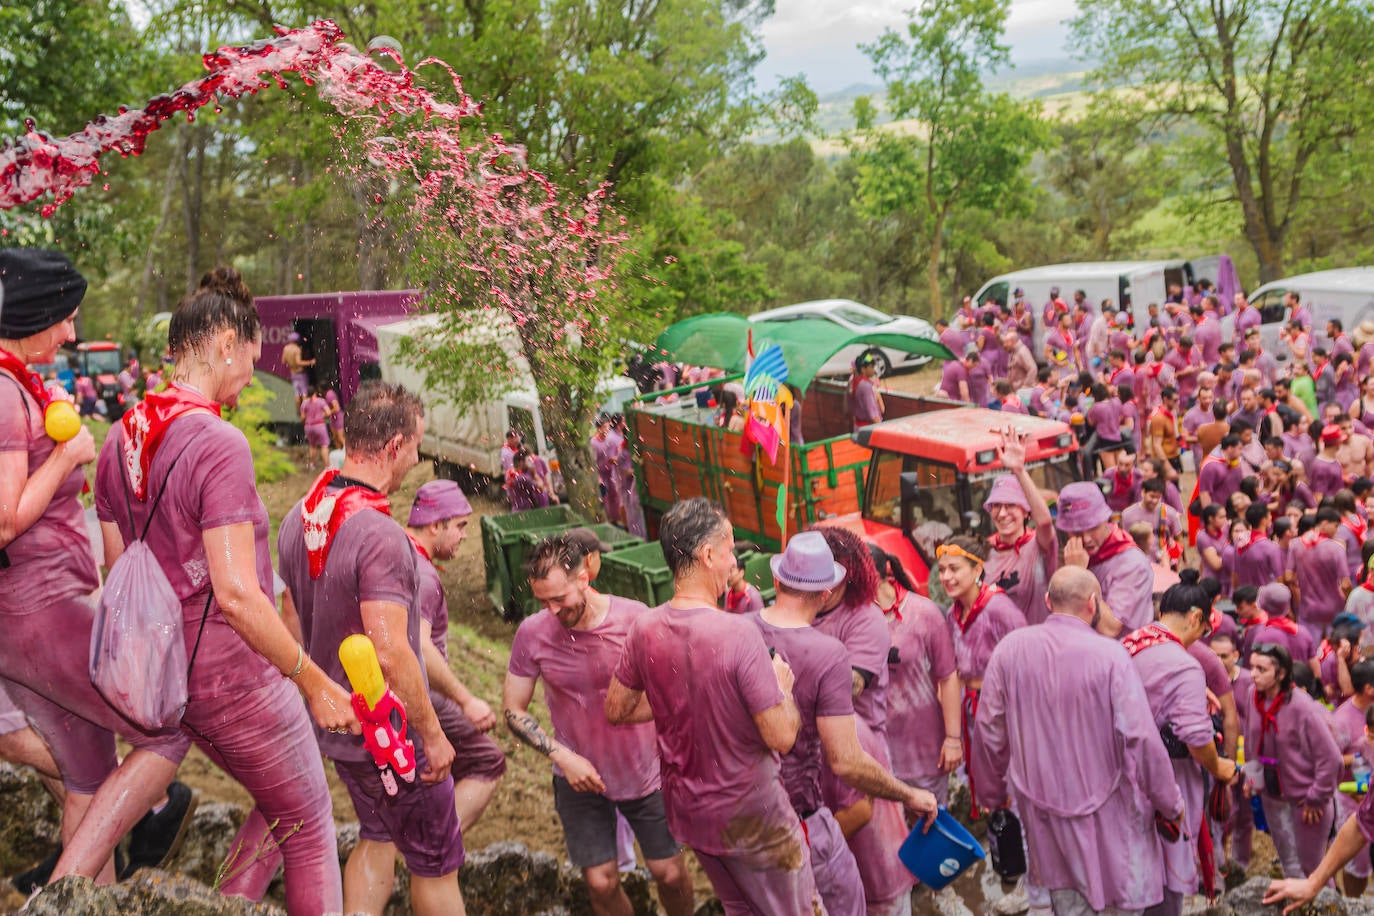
left=334, top=748, right=465, bottom=878
left=291, top=372, right=310, bottom=398
left=304, top=423, right=329, bottom=447
left=434, top=694, right=508, bottom=783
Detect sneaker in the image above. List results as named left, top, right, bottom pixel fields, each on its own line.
left=991, top=888, right=1030, bottom=916
left=119, top=781, right=199, bottom=880
left=11, top=846, right=125, bottom=892
left=12, top=848, right=60, bottom=895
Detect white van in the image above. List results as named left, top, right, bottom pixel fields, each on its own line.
left=1246, top=267, right=1374, bottom=355
left=971, top=257, right=1231, bottom=354
left=376, top=313, right=636, bottom=483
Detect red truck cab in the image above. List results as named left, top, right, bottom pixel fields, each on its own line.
left=823, top=408, right=1080, bottom=594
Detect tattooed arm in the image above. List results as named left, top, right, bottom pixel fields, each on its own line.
left=503, top=672, right=606, bottom=794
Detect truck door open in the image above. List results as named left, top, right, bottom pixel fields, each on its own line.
left=294, top=318, right=339, bottom=395
left=1127, top=266, right=1167, bottom=328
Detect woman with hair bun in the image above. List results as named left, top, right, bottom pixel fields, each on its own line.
left=1126, top=569, right=1244, bottom=909
left=82, top=266, right=357, bottom=913
left=1241, top=642, right=1343, bottom=880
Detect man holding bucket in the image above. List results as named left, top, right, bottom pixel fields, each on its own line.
left=972, top=567, right=1184, bottom=915
left=746, top=531, right=937, bottom=916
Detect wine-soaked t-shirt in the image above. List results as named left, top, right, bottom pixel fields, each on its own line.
left=0, top=377, right=99, bottom=608
left=508, top=596, right=659, bottom=801
left=416, top=551, right=450, bottom=659
left=278, top=495, right=423, bottom=764
left=95, top=416, right=276, bottom=701
left=747, top=613, right=853, bottom=816
left=813, top=599, right=891, bottom=740
left=613, top=604, right=796, bottom=857
left=887, top=593, right=957, bottom=783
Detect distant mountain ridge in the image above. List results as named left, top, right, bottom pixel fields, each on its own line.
left=792, top=59, right=1094, bottom=141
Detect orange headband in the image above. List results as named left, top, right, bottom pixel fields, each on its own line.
left=936, top=544, right=984, bottom=567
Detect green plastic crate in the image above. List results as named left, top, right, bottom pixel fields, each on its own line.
left=595, top=540, right=676, bottom=608
left=739, top=551, right=777, bottom=604
left=511, top=523, right=645, bottom=618
left=481, top=504, right=585, bottom=615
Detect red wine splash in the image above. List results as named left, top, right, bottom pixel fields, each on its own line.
left=0, top=19, right=625, bottom=324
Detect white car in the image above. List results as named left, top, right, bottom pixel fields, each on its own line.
left=749, top=299, right=938, bottom=377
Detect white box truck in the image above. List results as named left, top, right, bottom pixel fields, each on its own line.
left=376, top=313, right=636, bottom=489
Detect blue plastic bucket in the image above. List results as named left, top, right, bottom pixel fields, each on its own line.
left=897, top=807, right=986, bottom=890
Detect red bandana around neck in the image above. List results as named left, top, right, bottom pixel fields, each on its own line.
left=953, top=583, right=1002, bottom=634
left=1343, top=514, right=1368, bottom=544
left=1265, top=614, right=1299, bottom=635
left=1299, top=529, right=1329, bottom=548
left=1088, top=526, right=1137, bottom=565
left=1237, top=531, right=1267, bottom=553
left=1252, top=688, right=1287, bottom=754
left=988, top=529, right=1034, bottom=554
left=1121, top=622, right=1183, bottom=657
left=302, top=469, right=392, bottom=578
left=121, top=385, right=221, bottom=501
left=0, top=348, right=51, bottom=409
left=879, top=579, right=910, bottom=620
left=405, top=531, right=433, bottom=563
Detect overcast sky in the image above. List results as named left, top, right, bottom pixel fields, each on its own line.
left=758, top=0, right=1082, bottom=94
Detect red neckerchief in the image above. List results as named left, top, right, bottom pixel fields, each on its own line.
left=302, top=469, right=392, bottom=579
left=1343, top=513, right=1368, bottom=543
left=1253, top=688, right=1286, bottom=755
left=988, top=529, right=1034, bottom=553
left=880, top=579, right=909, bottom=620
left=1146, top=362, right=1165, bottom=379
left=120, top=385, right=221, bottom=501
left=1110, top=467, right=1136, bottom=500
left=1088, top=525, right=1137, bottom=565
left=1109, top=365, right=1128, bottom=384
left=952, top=583, right=1002, bottom=634
left=1300, top=529, right=1329, bottom=548
left=1315, top=358, right=1330, bottom=379
left=1121, top=622, right=1183, bottom=657
left=1318, top=640, right=1334, bottom=662
left=1237, top=531, right=1267, bottom=554
left=1265, top=614, right=1300, bottom=635
left=724, top=585, right=753, bottom=613
left=1362, top=579, right=1374, bottom=594
left=0, top=348, right=51, bottom=409
left=405, top=532, right=432, bottom=563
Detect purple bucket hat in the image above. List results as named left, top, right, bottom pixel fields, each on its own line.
left=408, top=480, right=472, bottom=527
left=983, top=475, right=1030, bottom=513
left=1055, top=482, right=1110, bottom=532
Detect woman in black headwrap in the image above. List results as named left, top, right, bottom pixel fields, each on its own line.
left=0, top=248, right=193, bottom=885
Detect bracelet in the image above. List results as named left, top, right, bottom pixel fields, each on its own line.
left=944, top=736, right=963, bottom=744
left=285, top=644, right=306, bottom=679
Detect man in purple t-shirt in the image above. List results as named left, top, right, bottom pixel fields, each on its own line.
left=504, top=534, right=694, bottom=916
left=278, top=382, right=465, bottom=914
left=1286, top=507, right=1355, bottom=641
left=405, top=481, right=508, bottom=828
left=606, top=498, right=819, bottom=914
left=750, top=532, right=936, bottom=916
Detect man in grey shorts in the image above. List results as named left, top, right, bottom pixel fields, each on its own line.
left=504, top=534, right=694, bottom=916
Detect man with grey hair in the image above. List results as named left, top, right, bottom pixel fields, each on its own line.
left=606, top=498, right=814, bottom=913
left=972, top=567, right=1184, bottom=916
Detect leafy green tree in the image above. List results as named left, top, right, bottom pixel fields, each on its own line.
left=1043, top=99, right=1167, bottom=259
left=853, top=0, right=1046, bottom=318
left=1071, top=0, right=1374, bottom=281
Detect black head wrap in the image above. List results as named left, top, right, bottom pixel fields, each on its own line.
left=0, top=248, right=87, bottom=338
